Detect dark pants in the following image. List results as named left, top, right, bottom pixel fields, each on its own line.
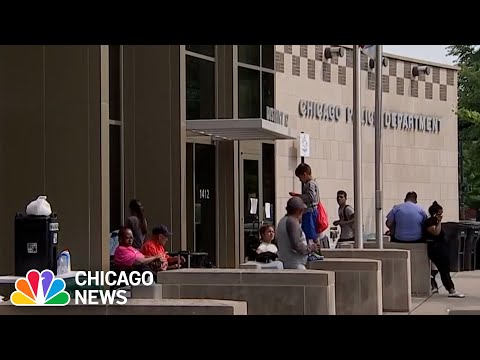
left=427, top=242, right=454, bottom=292
left=390, top=237, right=424, bottom=243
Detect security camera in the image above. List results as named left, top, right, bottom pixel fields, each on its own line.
left=412, top=65, right=431, bottom=77
left=369, top=57, right=389, bottom=69
left=324, top=47, right=345, bottom=59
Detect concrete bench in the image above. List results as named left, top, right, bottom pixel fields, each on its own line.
left=447, top=306, right=480, bottom=315
left=321, top=249, right=411, bottom=312
left=130, top=284, right=163, bottom=299
left=336, top=242, right=354, bottom=249
left=240, top=261, right=284, bottom=269
left=307, top=258, right=382, bottom=315
left=156, top=268, right=336, bottom=315
left=0, top=298, right=247, bottom=315
left=365, top=241, right=431, bottom=297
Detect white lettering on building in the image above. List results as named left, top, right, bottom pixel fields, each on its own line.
left=298, top=100, right=442, bottom=134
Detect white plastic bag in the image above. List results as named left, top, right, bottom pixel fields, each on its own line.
left=26, top=196, right=52, bottom=216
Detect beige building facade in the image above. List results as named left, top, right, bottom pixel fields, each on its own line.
left=0, top=45, right=459, bottom=275
left=273, top=45, right=459, bottom=236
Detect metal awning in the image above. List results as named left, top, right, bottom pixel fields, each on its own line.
left=186, top=118, right=296, bottom=141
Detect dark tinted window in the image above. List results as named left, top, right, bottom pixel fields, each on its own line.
left=109, top=125, right=121, bottom=232
left=109, top=45, right=120, bottom=121
left=186, top=55, right=215, bottom=120
left=262, top=45, right=275, bottom=69
left=262, top=72, right=274, bottom=119
left=238, top=45, right=260, bottom=66
left=262, top=143, right=275, bottom=225
left=186, top=45, right=215, bottom=58
left=238, top=67, right=260, bottom=118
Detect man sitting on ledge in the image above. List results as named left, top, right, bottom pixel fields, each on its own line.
left=386, top=191, right=427, bottom=243
left=141, top=225, right=185, bottom=270
left=276, top=197, right=320, bottom=269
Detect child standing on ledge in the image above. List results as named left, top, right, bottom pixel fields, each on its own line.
left=290, top=163, right=322, bottom=255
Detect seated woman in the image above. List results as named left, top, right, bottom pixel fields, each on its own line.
left=113, top=227, right=163, bottom=272
left=140, top=225, right=185, bottom=271
left=254, top=224, right=278, bottom=263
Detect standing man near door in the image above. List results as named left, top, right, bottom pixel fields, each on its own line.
left=333, top=190, right=355, bottom=245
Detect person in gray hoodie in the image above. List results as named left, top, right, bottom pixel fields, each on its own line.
left=276, top=197, right=320, bottom=269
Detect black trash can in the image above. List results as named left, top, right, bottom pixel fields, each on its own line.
left=442, top=222, right=468, bottom=272
left=14, top=213, right=60, bottom=276
left=459, top=221, right=480, bottom=271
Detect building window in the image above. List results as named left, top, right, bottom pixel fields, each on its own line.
left=109, top=45, right=121, bottom=121
left=262, top=72, right=274, bottom=119
left=109, top=124, right=121, bottom=232
left=109, top=45, right=123, bottom=232
left=186, top=45, right=215, bottom=58
left=238, top=67, right=260, bottom=118
left=238, top=45, right=275, bottom=119
left=186, top=53, right=215, bottom=120
left=239, top=45, right=260, bottom=66
left=262, top=45, right=274, bottom=69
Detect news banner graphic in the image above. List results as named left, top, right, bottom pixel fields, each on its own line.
left=11, top=269, right=155, bottom=306
left=10, top=269, right=70, bottom=306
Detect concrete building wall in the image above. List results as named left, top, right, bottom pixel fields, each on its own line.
left=0, top=45, right=109, bottom=274
left=123, top=45, right=185, bottom=252
left=274, top=45, right=459, bottom=236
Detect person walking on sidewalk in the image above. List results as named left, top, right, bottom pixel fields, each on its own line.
left=424, top=201, right=465, bottom=298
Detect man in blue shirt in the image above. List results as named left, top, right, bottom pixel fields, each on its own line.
left=386, top=191, right=427, bottom=243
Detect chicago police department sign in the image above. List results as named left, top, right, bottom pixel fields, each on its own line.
left=298, top=100, right=441, bottom=134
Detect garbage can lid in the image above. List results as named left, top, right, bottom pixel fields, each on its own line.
left=459, top=220, right=480, bottom=229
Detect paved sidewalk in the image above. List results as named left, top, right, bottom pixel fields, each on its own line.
left=386, top=270, right=480, bottom=315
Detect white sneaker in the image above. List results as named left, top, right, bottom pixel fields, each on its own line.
left=448, top=291, right=465, bottom=298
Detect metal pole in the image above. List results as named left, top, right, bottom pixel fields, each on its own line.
left=353, top=45, right=363, bottom=249
left=300, top=131, right=305, bottom=164
left=374, top=45, right=384, bottom=249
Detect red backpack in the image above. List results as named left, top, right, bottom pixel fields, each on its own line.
left=316, top=201, right=329, bottom=234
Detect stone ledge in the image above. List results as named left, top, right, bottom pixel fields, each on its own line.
left=321, top=248, right=412, bottom=313
left=323, top=248, right=410, bottom=259
left=0, top=298, right=247, bottom=315
left=308, top=258, right=382, bottom=271
left=447, top=306, right=480, bottom=315
left=308, top=258, right=383, bottom=315
left=365, top=241, right=431, bottom=297
left=158, top=268, right=334, bottom=287
left=157, top=268, right=336, bottom=315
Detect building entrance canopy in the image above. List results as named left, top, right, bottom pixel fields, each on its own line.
left=186, top=118, right=296, bottom=141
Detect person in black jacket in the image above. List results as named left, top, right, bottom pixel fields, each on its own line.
left=424, top=201, right=465, bottom=298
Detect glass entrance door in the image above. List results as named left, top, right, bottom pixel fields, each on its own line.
left=186, top=142, right=217, bottom=266
left=242, top=157, right=260, bottom=262
left=239, top=143, right=276, bottom=263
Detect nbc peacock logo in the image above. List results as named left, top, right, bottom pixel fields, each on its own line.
left=11, top=269, right=70, bottom=306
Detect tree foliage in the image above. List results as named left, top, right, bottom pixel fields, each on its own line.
left=447, top=45, right=480, bottom=208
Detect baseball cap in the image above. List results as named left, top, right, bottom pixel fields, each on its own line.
left=286, top=197, right=307, bottom=210
left=152, top=224, right=173, bottom=236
